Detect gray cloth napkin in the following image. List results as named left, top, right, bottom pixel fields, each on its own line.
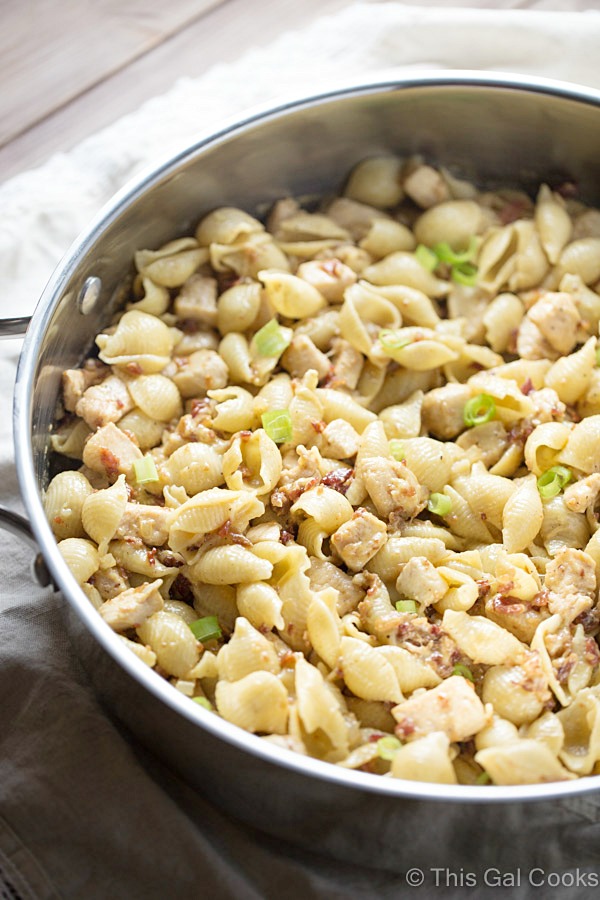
left=3, top=4, right=600, bottom=897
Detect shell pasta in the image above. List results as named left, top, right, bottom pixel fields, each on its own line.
left=47, top=156, right=600, bottom=786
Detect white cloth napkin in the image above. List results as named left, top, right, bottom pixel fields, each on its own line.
left=2, top=4, right=600, bottom=897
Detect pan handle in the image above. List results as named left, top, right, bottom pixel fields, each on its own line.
left=0, top=506, right=55, bottom=588
left=0, top=317, right=30, bottom=339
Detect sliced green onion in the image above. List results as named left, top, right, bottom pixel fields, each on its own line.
left=415, top=244, right=438, bottom=272
left=432, top=237, right=476, bottom=266
left=452, top=664, right=474, bottom=682
left=396, top=599, right=418, bottom=614
left=262, top=409, right=293, bottom=444
left=428, top=492, right=452, bottom=516
left=253, top=318, right=291, bottom=357
left=389, top=439, right=405, bottom=462
left=133, top=454, right=159, bottom=485
left=476, top=771, right=491, bottom=785
left=451, top=261, right=478, bottom=286
left=193, top=696, right=213, bottom=710
left=190, top=615, right=222, bottom=643
left=463, top=393, right=496, bottom=427
left=379, top=328, right=412, bottom=352
left=537, top=465, right=573, bottom=499
left=376, top=735, right=402, bottom=760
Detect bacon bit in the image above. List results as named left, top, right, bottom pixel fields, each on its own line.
left=477, top=580, right=491, bottom=601
left=321, top=467, right=353, bottom=495
left=499, top=197, right=530, bottom=225
left=395, top=718, right=416, bottom=739
left=159, top=552, right=184, bottom=568
left=320, top=258, right=343, bottom=276
left=368, top=732, right=387, bottom=743
left=585, top=638, right=600, bottom=666
left=217, top=519, right=252, bottom=547
left=217, top=271, right=242, bottom=292
left=555, top=181, right=578, bottom=199
left=280, top=650, right=296, bottom=669
left=311, top=419, right=326, bottom=434
left=53, top=516, right=64, bottom=525
left=99, top=448, right=120, bottom=480
left=147, top=547, right=158, bottom=566
left=177, top=318, right=201, bottom=334
left=573, top=608, right=600, bottom=633
left=507, top=420, right=535, bottom=445
left=565, top=404, right=582, bottom=424
left=556, top=655, right=577, bottom=683
left=125, top=361, right=144, bottom=376
left=170, top=574, right=194, bottom=603
left=319, top=365, right=337, bottom=388
left=190, top=398, right=212, bottom=417
left=239, top=430, right=252, bottom=442
left=280, top=529, right=295, bottom=545
left=521, top=378, right=535, bottom=396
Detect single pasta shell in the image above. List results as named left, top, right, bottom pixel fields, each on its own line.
left=137, top=610, right=200, bottom=677
left=215, top=671, right=289, bottom=734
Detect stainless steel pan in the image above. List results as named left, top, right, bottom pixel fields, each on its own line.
left=6, top=72, right=600, bottom=872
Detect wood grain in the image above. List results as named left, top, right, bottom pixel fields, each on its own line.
left=0, top=0, right=227, bottom=146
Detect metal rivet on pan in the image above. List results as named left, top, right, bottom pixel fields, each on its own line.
left=77, top=276, right=102, bottom=315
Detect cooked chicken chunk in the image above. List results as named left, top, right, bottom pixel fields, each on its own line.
left=325, top=197, right=389, bottom=241
left=280, top=335, right=331, bottom=381
left=564, top=474, right=600, bottom=514
left=62, top=360, right=109, bottom=412
left=516, top=316, right=560, bottom=361
left=90, top=566, right=130, bottom=601
left=529, top=387, right=566, bottom=425
left=544, top=547, right=597, bottom=599
left=403, top=165, right=450, bottom=209
left=319, top=418, right=360, bottom=460
left=115, top=503, right=172, bottom=546
left=296, top=258, right=357, bottom=302
left=82, top=422, right=143, bottom=481
left=331, top=508, right=387, bottom=571
left=174, top=275, right=218, bottom=326
left=396, top=556, right=448, bottom=607
left=527, top=291, right=580, bottom=355
left=168, top=348, right=229, bottom=398
left=75, top=374, right=134, bottom=429
left=422, top=383, right=472, bottom=440
left=392, top=675, right=487, bottom=742
left=359, top=456, right=428, bottom=520
left=98, top=580, right=164, bottom=631
left=327, top=338, right=363, bottom=390
left=308, top=558, right=365, bottom=615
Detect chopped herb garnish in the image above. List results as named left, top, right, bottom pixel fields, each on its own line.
left=376, top=735, right=402, bottom=760
left=193, top=696, right=213, bottom=710
left=133, top=454, right=159, bottom=485
left=379, top=328, right=412, bottom=352
left=463, top=393, right=496, bottom=427
left=253, top=318, right=291, bottom=357
left=389, top=439, right=406, bottom=462
left=262, top=409, right=293, bottom=444
left=452, top=664, right=474, bottom=682
left=415, top=244, right=438, bottom=272
left=396, top=599, right=418, bottom=614
left=190, top=615, right=222, bottom=643
left=428, top=492, right=452, bottom=516
left=537, top=465, right=572, bottom=500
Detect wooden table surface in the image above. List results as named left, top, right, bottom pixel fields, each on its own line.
left=0, top=0, right=596, bottom=182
